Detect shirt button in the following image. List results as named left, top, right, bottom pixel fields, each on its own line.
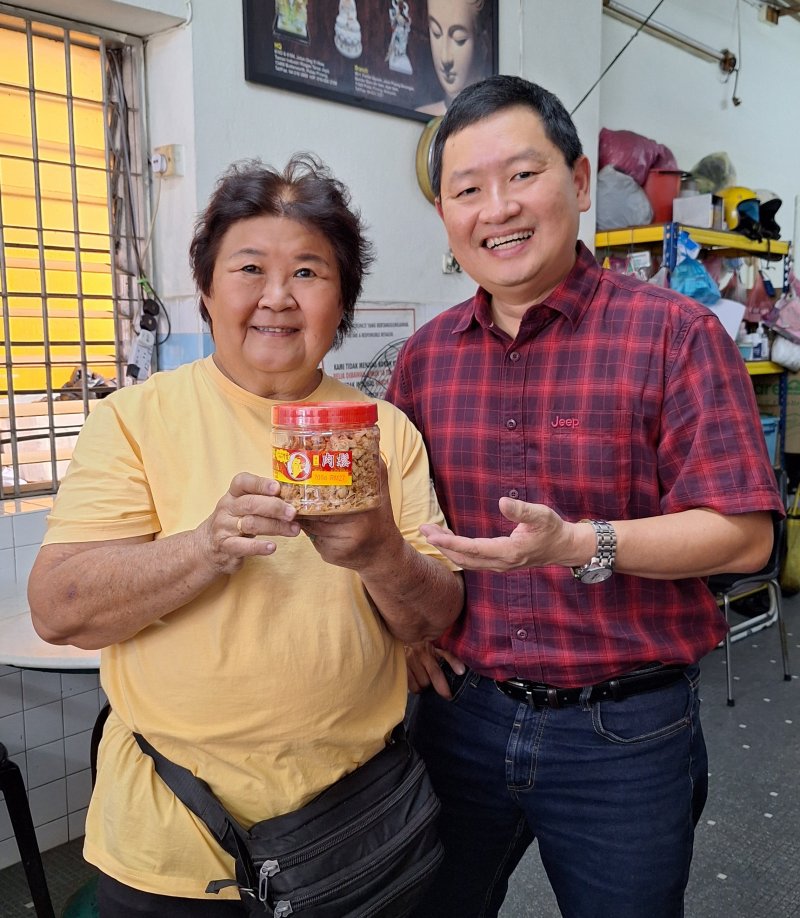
left=506, top=419, right=517, bottom=430
left=515, top=629, right=528, bottom=640
left=509, top=351, right=520, bottom=362
left=509, top=489, right=519, bottom=499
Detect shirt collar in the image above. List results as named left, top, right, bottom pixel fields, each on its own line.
left=452, top=241, right=602, bottom=335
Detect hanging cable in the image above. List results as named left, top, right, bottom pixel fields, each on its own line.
left=571, top=0, right=667, bottom=115
left=145, top=0, right=193, bottom=38
left=139, top=171, right=163, bottom=266
left=731, top=0, right=743, bottom=105
left=105, top=46, right=171, bottom=381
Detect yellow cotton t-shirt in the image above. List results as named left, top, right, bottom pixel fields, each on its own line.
left=43, top=357, right=455, bottom=899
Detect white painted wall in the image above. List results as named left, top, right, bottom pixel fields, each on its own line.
left=8, top=0, right=187, bottom=35
left=144, top=20, right=199, bottom=329
left=599, top=0, right=800, bottom=254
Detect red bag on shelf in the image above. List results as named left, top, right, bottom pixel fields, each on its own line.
left=598, top=128, right=678, bottom=188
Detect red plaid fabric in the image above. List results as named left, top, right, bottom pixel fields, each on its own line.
left=387, top=243, right=783, bottom=686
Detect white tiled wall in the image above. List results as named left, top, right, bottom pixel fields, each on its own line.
left=0, top=498, right=52, bottom=600
left=0, top=497, right=102, bottom=870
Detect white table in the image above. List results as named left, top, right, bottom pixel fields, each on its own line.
left=0, top=588, right=100, bottom=671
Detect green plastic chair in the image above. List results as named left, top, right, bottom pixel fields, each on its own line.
left=60, top=875, right=99, bottom=918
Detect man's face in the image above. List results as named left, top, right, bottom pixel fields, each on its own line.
left=436, top=105, right=591, bottom=309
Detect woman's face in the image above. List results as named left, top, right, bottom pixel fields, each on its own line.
left=427, top=0, right=480, bottom=105
left=203, top=215, right=343, bottom=400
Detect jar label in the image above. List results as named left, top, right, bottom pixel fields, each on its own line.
left=272, top=447, right=353, bottom=485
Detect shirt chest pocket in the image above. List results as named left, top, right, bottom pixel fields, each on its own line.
left=535, top=406, right=633, bottom=519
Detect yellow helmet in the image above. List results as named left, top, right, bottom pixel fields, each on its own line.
left=719, top=186, right=760, bottom=237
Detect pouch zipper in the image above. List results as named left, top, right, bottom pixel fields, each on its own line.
left=269, top=789, right=439, bottom=914
left=258, top=757, right=426, bottom=903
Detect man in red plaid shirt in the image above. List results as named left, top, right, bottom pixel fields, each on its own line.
left=387, top=75, right=783, bottom=918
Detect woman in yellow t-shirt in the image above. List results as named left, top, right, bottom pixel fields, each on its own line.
left=27, top=155, right=463, bottom=917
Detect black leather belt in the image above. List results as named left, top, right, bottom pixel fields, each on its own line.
left=495, top=664, right=686, bottom=709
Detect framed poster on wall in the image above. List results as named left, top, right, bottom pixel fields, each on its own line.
left=321, top=306, right=415, bottom=397
left=242, top=1, right=498, bottom=123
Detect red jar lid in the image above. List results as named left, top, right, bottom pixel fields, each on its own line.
left=272, top=401, right=378, bottom=428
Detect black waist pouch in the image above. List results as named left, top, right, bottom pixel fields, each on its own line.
left=134, top=727, right=443, bottom=917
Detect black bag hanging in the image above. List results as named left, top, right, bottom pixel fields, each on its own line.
left=134, top=726, right=443, bottom=917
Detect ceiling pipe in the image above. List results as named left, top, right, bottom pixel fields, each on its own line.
left=602, top=0, right=737, bottom=72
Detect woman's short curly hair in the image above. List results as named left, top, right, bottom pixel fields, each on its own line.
left=190, top=154, right=374, bottom=348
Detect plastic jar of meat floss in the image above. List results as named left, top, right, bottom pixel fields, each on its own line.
left=271, top=402, right=381, bottom=515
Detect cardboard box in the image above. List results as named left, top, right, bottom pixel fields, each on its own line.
left=752, top=371, right=800, bottom=454
left=672, top=193, right=724, bottom=230
left=760, top=416, right=779, bottom=464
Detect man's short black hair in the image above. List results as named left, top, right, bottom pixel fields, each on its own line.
left=431, top=75, right=584, bottom=198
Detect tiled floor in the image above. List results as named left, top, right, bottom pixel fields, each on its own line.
left=0, top=594, right=797, bottom=917
left=0, top=836, right=96, bottom=917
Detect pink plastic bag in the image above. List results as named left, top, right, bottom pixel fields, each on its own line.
left=703, top=255, right=725, bottom=284
left=721, top=269, right=748, bottom=305
left=765, top=293, right=800, bottom=345
left=764, top=272, right=800, bottom=344
left=598, top=128, right=679, bottom=188
left=743, top=271, right=775, bottom=323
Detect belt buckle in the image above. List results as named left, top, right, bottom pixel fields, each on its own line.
left=497, top=680, right=541, bottom=709
left=607, top=678, right=623, bottom=701
left=516, top=683, right=540, bottom=708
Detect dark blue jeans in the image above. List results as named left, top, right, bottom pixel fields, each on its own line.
left=408, top=665, right=707, bottom=918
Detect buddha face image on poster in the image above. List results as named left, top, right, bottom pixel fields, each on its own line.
left=418, top=0, right=491, bottom=115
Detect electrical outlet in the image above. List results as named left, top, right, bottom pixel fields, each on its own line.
left=152, top=144, right=184, bottom=177
left=126, top=328, right=156, bottom=379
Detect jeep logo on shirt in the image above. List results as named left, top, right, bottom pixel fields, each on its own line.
left=550, top=415, right=580, bottom=428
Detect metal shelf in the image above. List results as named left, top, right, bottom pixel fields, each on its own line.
left=745, top=361, right=785, bottom=376
left=595, top=224, right=790, bottom=259
left=745, top=363, right=787, bottom=465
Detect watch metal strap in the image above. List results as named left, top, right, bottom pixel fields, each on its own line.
left=584, top=518, right=616, bottom=567
left=571, top=519, right=617, bottom=579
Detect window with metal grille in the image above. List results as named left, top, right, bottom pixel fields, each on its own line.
left=0, top=9, right=147, bottom=499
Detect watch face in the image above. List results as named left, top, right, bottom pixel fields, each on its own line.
left=580, top=566, right=613, bottom=584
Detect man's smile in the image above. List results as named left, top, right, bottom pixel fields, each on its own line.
left=484, top=231, right=533, bottom=250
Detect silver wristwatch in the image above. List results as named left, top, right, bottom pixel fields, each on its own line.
left=571, top=519, right=616, bottom=584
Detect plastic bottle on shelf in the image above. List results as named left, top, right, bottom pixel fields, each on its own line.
left=736, top=322, right=770, bottom=361
left=751, top=323, right=770, bottom=361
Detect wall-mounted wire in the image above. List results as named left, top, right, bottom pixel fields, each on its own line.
left=730, top=0, right=743, bottom=105
left=571, top=0, right=668, bottom=116
left=106, top=47, right=171, bottom=369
